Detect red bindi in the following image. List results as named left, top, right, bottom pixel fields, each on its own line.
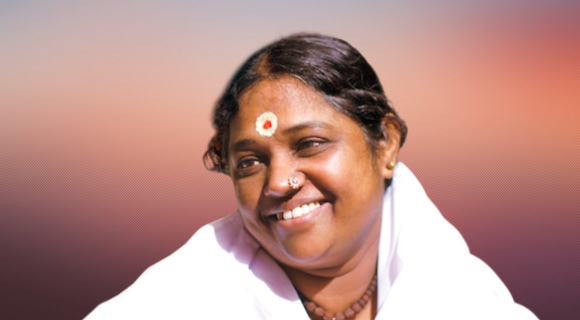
left=255, top=112, right=277, bottom=137
left=262, top=120, right=272, bottom=130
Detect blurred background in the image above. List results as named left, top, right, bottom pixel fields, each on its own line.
left=1, top=0, right=578, bottom=319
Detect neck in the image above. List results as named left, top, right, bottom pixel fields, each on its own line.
left=282, top=215, right=381, bottom=315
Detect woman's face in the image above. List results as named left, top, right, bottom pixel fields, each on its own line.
left=227, top=77, right=398, bottom=274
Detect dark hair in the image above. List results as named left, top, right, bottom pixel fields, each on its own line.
left=204, top=33, right=408, bottom=174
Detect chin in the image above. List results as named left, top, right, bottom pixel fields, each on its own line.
left=277, top=239, right=332, bottom=266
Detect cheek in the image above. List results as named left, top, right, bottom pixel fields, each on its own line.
left=322, top=148, right=383, bottom=206
left=233, top=179, right=260, bottom=214
left=320, top=147, right=371, bottom=185
left=234, top=183, right=265, bottom=236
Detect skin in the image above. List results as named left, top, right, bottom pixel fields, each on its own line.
left=227, top=76, right=401, bottom=318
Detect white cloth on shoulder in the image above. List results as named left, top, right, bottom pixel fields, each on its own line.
left=85, top=162, right=538, bottom=319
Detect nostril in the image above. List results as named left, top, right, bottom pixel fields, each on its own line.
left=264, top=174, right=304, bottom=197
left=263, top=157, right=302, bottom=197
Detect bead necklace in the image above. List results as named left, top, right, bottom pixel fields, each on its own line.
left=300, top=274, right=377, bottom=320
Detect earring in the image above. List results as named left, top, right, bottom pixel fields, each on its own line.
left=386, top=161, right=396, bottom=170
left=288, top=177, right=300, bottom=189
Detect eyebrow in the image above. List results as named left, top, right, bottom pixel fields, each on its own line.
left=229, top=139, right=257, bottom=153
left=281, top=121, right=331, bottom=135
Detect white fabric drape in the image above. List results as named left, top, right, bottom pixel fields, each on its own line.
left=86, top=163, right=538, bottom=319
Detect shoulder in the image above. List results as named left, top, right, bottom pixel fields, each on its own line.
left=383, top=253, right=537, bottom=319
left=85, top=214, right=260, bottom=319
left=382, top=164, right=538, bottom=319
left=441, top=255, right=538, bottom=319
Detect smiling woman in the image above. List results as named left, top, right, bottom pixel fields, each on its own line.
left=85, top=33, right=538, bottom=320
left=230, top=76, right=391, bottom=273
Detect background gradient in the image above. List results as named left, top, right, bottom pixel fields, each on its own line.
left=1, top=1, right=579, bottom=319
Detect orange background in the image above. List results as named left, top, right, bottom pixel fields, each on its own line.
left=1, top=1, right=579, bottom=319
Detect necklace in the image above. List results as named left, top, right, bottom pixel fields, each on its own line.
left=299, top=274, right=377, bottom=320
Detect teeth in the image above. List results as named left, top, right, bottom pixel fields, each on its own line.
left=278, top=201, right=320, bottom=221
left=291, top=206, right=303, bottom=218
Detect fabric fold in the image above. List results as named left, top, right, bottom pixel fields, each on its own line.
left=85, top=162, right=537, bottom=319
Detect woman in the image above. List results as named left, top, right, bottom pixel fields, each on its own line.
left=86, top=33, right=537, bottom=319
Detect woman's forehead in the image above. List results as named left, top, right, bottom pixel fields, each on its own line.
left=235, top=77, right=335, bottom=126
left=227, top=77, right=360, bottom=153
left=226, top=76, right=370, bottom=159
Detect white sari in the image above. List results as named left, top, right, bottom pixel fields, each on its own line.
left=86, top=163, right=537, bottom=319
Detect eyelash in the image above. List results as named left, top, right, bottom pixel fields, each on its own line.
left=237, top=157, right=260, bottom=170
left=295, top=138, right=326, bottom=155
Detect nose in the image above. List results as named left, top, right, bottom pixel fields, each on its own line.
left=263, top=155, right=300, bottom=198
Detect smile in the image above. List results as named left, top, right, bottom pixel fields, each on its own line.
left=276, top=201, right=321, bottom=221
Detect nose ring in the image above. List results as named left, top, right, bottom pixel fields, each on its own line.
left=288, top=177, right=300, bottom=190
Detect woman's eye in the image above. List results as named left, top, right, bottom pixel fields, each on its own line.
left=296, top=138, right=326, bottom=155
left=300, top=140, right=320, bottom=149
left=237, top=158, right=260, bottom=170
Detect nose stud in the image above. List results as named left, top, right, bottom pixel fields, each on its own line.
left=288, top=177, right=300, bottom=189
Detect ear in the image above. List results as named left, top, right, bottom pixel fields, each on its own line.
left=377, top=115, right=402, bottom=179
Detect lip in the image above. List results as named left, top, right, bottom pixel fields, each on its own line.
left=264, top=198, right=323, bottom=218
left=270, top=201, right=328, bottom=229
